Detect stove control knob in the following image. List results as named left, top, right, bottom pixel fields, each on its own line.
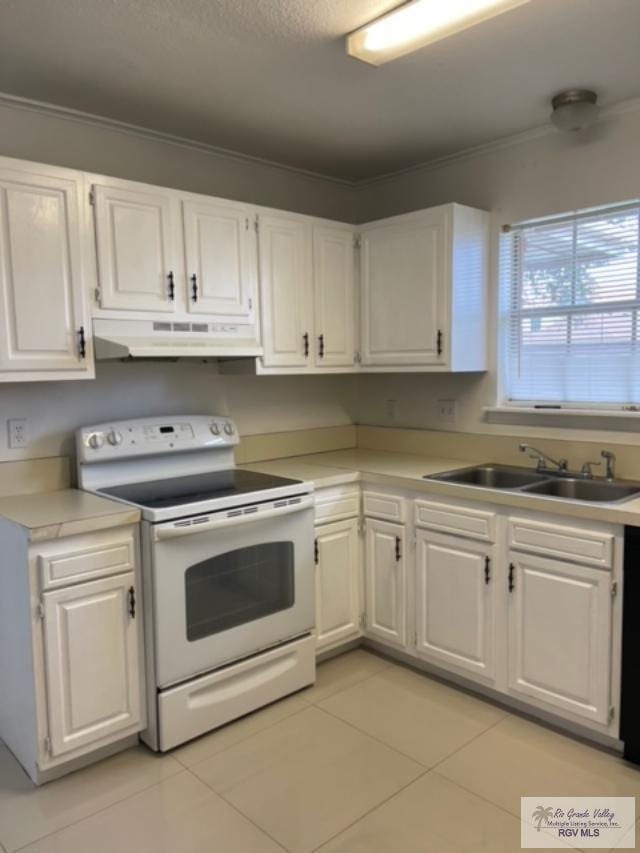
left=107, top=429, right=123, bottom=446
left=88, top=432, right=104, bottom=450
left=223, top=422, right=234, bottom=435
left=210, top=422, right=221, bottom=436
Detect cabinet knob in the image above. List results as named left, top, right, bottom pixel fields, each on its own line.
left=167, top=271, right=175, bottom=301
left=303, top=332, right=309, bottom=358
left=318, top=334, right=325, bottom=359
left=484, top=556, right=491, bottom=585
left=508, top=562, right=515, bottom=593
left=190, top=273, right=198, bottom=302
left=395, top=536, right=402, bottom=562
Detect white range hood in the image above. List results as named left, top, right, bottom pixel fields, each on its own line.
left=93, top=319, right=263, bottom=360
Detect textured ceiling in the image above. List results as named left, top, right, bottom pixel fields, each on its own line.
left=0, top=0, right=639, bottom=181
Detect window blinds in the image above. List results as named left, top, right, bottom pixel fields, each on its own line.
left=501, top=203, right=640, bottom=406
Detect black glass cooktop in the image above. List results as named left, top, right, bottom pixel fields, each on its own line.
left=99, top=469, right=302, bottom=509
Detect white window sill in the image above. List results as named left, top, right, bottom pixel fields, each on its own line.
left=484, top=406, right=640, bottom=432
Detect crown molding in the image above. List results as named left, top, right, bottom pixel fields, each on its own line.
left=354, top=95, right=640, bottom=189
left=2, top=90, right=640, bottom=191
left=0, top=91, right=355, bottom=188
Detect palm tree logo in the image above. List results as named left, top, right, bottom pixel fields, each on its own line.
left=532, top=805, right=554, bottom=832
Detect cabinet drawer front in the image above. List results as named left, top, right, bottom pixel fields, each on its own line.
left=363, top=491, right=405, bottom=523
left=315, top=487, right=360, bottom=523
left=508, top=517, right=613, bottom=569
left=38, top=529, right=136, bottom=590
left=414, top=499, right=495, bottom=542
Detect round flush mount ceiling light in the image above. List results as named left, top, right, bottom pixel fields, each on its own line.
left=550, top=89, right=599, bottom=132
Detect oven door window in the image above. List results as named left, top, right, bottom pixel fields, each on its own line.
left=184, top=541, right=295, bottom=641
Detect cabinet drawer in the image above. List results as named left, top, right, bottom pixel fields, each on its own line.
left=315, top=487, right=360, bottom=523
left=362, top=491, right=405, bottom=523
left=37, top=528, right=137, bottom=590
left=414, top=499, right=496, bottom=542
left=508, top=517, right=613, bottom=569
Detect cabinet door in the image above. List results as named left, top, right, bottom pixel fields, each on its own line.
left=42, top=572, right=142, bottom=757
left=94, top=184, right=177, bottom=312
left=507, top=553, right=612, bottom=725
left=258, top=212, right=313, bottom=367
left=183, top=199, right=255, bottom=320
left=360, top=209, right=447, bottom=366
left=415, top=531, right=495, bottom=684
left=312, top=225, right=355, bottom=367
left=365, top=518, right=406, bottom=648
left=315, top=518, right=361, bottom=652
left=0, top=166, right=91, bottom=376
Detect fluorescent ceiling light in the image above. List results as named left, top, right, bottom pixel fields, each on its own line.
left=347, top=0, right=531, bottom=66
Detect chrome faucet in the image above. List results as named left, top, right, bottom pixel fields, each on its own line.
left=519, top=443, right=568, bottom=474
left=601, top=450, right=616, bottom=481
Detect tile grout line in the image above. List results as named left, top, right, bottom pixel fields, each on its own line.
left=10, top=764, right=190, bottom=853
left=183, top=704, right=311, bottom=773
left=308, top=767, right=434, bottom=853
left=311, top=703, right=430, bottom=770
left=176, top=654, right=390, bottom=771
left=184, top=766, right=292, bottom=853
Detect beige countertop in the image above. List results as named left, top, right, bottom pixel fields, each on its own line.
left=245, top=449, right=640, bottom=528
left=0, top=489, right=141, bottom=542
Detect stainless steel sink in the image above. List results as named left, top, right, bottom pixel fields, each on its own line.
left=425, top=464, right=640, bottom=503
left=521, top=477, right=640, bottom=503
left=427, top=465, right=548, bottom=489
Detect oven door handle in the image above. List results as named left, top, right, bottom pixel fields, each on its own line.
left=152, top=494, right=314, bottom=541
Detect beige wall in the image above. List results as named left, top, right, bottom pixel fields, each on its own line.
left=0, top=361, right=358, bottom=465
left=354, top=105, right=640, bottom=446
left=0, top=100, right=356, bottom=221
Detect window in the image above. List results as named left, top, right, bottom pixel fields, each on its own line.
left=501, top=202, right=640, bottom=407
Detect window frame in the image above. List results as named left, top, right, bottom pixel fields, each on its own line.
left=498, top=200, right=640, bottom=412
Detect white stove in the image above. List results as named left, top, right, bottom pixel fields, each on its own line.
left=76, top=415, right=316, bottom=751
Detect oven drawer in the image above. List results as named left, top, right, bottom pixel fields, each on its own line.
left=157, top=635, right=316, bottom=751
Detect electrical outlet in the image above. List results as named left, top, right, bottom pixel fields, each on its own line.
left=8, top=418, right=29, bottom=448
left=436, top=399, right=457, bottom=425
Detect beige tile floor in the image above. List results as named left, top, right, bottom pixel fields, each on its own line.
left=0, top=649, right=638, bottom=853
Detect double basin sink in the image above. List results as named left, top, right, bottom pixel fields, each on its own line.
left=426, top=464, right=640, bottom=504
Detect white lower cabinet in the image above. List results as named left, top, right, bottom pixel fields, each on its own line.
left=352, top=487, right=620, bottom=739
left=415, top=530, right=495, bottom=685
left=43, top=572, right=142, bottom=757
left=0, top=523, right=145, bottom=783
left=506, top=552, right=613, bottom=725
left=314, top=518, right=362, bottom=652
left=364, top=517, right=407, bottom=649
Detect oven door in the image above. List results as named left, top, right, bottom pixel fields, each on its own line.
left=150, top=495, right=314, bottom=688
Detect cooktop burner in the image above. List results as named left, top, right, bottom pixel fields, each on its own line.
left=99, top=469, right=302, bottom=510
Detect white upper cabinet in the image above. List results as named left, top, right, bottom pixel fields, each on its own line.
left=312, top=225, right=355, bottom=368
left=360, top=203, right=488, bottom=371
left=182, top=199, right=255, bottom=320
left=507, top=552, right=613, bottom=725
left=93, top=183, right=178, bottom=313
left=258, top=212, right=313, bottom=368
left=0, top=160, right=93, bottom=380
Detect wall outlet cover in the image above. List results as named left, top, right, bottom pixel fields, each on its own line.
left=8, top=418, right=29, bottom=448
